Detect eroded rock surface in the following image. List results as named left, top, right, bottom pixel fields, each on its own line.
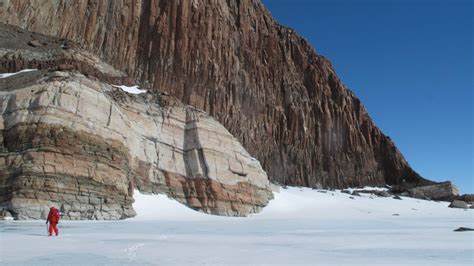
left=449, top=201, right=469, bottom=209
left=392, top=181, right=460, bottom=201
left=0, top=0, right=434, bottom=189
left=0, top=70, right=272, bottom=219
left=0, top=23, right=131, bottom=85
left=455, top=194, right=474, bottom=204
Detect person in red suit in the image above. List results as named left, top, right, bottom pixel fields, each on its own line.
left=46, top=207, right=60, bottom=236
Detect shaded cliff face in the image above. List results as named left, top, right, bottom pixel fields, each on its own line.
left=0, top=0, right=431, bottom=188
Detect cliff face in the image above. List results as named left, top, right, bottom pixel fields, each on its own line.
left=0, top=69, right=272, bottom=219
left=0, top=0, right=431, bottom=188
left=0, top=24, right=272, bottom=219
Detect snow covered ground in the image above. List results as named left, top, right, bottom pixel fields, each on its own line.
left=1, top=187, right=473, bottom=265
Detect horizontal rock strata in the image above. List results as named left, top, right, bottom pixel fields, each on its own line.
left=392, top=181, right=460, bottom=201
left=0, top=70, right=272, bottom=219
left=455, top=194, right=474, bottom=204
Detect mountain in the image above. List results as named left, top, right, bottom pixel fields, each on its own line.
left=0, top=0, right=432, bottom=189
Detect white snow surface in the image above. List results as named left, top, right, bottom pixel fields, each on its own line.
left=112, top=84, right=147, bottom=94
left=0, top=69, right=37, bottom=78
left=1, top=187, right=473, bottom=265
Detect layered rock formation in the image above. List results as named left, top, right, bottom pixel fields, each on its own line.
left=391, top=181, right=460, bottom=201
left=0, top=64, right=272, bottom=219
left=0, top=0, right=433, bottom=189
left=455, top=194, right=474, bottom=204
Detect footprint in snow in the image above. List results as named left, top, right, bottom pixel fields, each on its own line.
left=123, top=243, right=145, bottom=259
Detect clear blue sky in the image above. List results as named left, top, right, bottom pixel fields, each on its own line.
left=262, top=0, right=473, bottom=193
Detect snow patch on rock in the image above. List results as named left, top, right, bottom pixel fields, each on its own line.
left=0, top=69, right=37, bottom=78
left=112, top=84, right=147, bottom=94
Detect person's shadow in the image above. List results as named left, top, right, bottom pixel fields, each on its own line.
left=25, top=233, right=49, bottom=237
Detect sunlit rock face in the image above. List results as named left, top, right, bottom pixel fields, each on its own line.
left=0, top=0, right=433, bottom=189
left=0, top=70, right=272, bottom=219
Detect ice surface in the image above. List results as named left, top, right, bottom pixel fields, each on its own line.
left=0, top=69, right=37, bottom=78
left=1, top=187, right=473, bottom=265
left=112, top=84, right=147, bottom=94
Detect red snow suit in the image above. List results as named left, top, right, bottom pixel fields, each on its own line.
left=47, top=207, right=60, bottom=236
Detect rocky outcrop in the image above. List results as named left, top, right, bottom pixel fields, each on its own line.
left=0, top=0, right=434, bottom=189
left=391, top=181, right=460, bottom=201
left=0, top=23, right=132, bottom=85
left=455, top=194, right=474, bottom=204
left=0, top=69, right=272, bottom=219
left=408, top=181, right=459, bottom=201
left=449, top=200, right=469, bottom=209
left=0, top=208, right=13, bottom=220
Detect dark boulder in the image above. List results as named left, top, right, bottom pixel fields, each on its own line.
left=376, top=191, right=391, bottom=197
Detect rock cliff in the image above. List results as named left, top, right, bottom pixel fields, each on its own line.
left=0, top=28, right=272, bottom=219
left=0, top=1, right=432, bottom=189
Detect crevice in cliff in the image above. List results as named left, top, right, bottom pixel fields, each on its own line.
left=183, top=109, right=209, bottom=180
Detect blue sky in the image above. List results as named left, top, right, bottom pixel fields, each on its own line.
left=262, top=0, right=473, bottom=193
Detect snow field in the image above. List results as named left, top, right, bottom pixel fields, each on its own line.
left=1, top=187, right=472, bottom=265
